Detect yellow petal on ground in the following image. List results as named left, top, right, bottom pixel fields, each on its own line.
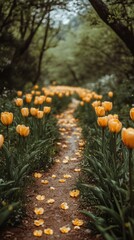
left=63, top=174, right=71, bottom=179
left=57, top=142, right=61, bottom=145
left=34, top=207, right=44, bottom=215
left=72, top=218, right=84, bottom=226
left=60, top=226, right=71, bottom=234
left=34, top=219, right=44, bottom=226
left=50, top=186, right=55, bottom=190
left=74, top=168, right=81, bottom=172
left=60, top=202, right=69, bottom=210
left=44, top=228, right=53, bottom=235
left=33, top=230, right=43, bottom=237
left=65, top=156, right=69, bottom=160
left=70, top=157, right=77, bottom=161
left=59, top=179, right=66, bottom=183
left=62, top=144, right=67, bottom=148
left=69, top=190, right=80, bottom=198
left=74, top=226, right=80, bottom=230
left=52, top=174, right=56, bottom=178
left=41, top=179, right=49, bottom=184
left=62, top=160, right=69, bottom=164
left=36, top=195, right=45, bottom=201
left=47, top=199, right=55, bottom=204
left=55, top=159, right=61, bottom=163
left=34, top=172, right=42, bottom=178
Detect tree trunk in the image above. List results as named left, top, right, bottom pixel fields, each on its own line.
left=89, top=0, right=134, bottom=55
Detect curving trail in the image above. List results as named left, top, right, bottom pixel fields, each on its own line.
left=0, top=99, right=92, bottom=240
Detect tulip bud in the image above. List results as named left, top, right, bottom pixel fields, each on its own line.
left=25, top=94, right=32, bottom=103
left=34, top=85, right=39, bottom=90
left=108, top=91, right=113, bottom=98
left=97, top=116, right=108, bottom=128
left=92, top=101, right=101, bottom=108
left=30, top=107, right=38, bottom=116
left=1, top=112, right=13, bottom=126
left=122, top=128, right=134, bottom=149
left=21, top=108, right=29, bottom=117
left=80, top=101, right=84, bottom=106
left=16, top=124, right=30, bottom=137
left=17, top=91, right=22, bottom=97
left=102, top=101, right=113, bottom=112
left=95, top=106, right=105, bottom=117
left=108, top=119, right=122, bottom=133
left=46, top=97, right=52, bottom=103
left=0, top=134, right=4, bottom=148
left=37, top=111, right=44, bottom=119
left=130, top=108, right=134, bottom=121
left=15, top=98, right=23, bottom=107
left=43, top=107, right=51, bottom=114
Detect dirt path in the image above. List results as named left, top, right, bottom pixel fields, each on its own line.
left=0, top=100, right=92, bottom=240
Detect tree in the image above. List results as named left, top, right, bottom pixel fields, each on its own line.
left=88, top=0, right=134, bottom=55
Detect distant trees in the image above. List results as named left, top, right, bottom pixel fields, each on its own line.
left=0, top=0, right=67, bottom=91
left=88, top=0, right=134, bottom=55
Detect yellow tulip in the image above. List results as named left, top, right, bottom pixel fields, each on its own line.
left=37, top=110, right=44, bottom=119
left=30, top=107, right=38, bottom=116
left=122, top=128, right=134, bottom=149
left=95, top=106, right=105, bottom=117
left=0, top=134, right=4, bottom=148
left=21, top=108, right=29, bottom=117
left=16, top=124, right=30, bottom=137
left=108, top=119, right=122, bottom=133
left=45, top=97, right=52, bottom=103
left=33, top=85, right=39, bottom=90
left=15, top=98, right=23, bottom=107
left=43, top=106, right=51, bottom=114
left=91, top=100, right=101, bottom=108
left=17, top=91, right=22, bottom=97
left=1, top=112, right=13, bottom=126
left=25, top=94, right=32, bottom=103
left=130, top=108, right=134, bottom=121
left=97, top=116, right=108, bottom=128
left=102, top=101, right=112, bottom=112
left=108, top=91, right=113, bottom=98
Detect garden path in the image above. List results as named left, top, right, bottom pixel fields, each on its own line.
left=1, top=99, right=94, bottom=240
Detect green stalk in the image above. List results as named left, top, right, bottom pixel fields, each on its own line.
left=102, top=127, right=105, bottom=153
left=113, top=133, right=117, bottom=162
left=6, top=125, right=9, bottom=150
left=129, top=149, right=133, bottom=216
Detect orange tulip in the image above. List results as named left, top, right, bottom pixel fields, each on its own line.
left=102, top=101, right=112, bottom=112
left=108, top=91, right=113, bottom=98
left=121, top=128, right=134, bottom=149
left=17, top=91, right=22, bottom=97
left=97, top=116, right=108, bottom=128
left=0, top=134, right=4, bottom=148
left=21, top=108, right=29, bottom=117
left=91, top=100, right=101, bottom=108
left=1, top=112, right=13, bottom=126
left=95, top=106, right=105, bottom=117
left=46, top=97, right=52, bottom=103
left=130, top=108, right=134, bottom=121
left=35, top=91, right=41, bottom=96
left=33, top=85, right=39, bottom=90
left=16, top=124, right=30, bottom=137
left=80, top=101, right=84, bottom=106
left=107, top=114, right=118, bottom=120
left=30, top=107, right=38, bottom=116
left=25, top=94, right=32, bottom=103
left=43, top=106, right=51, bottom=114
left=108, top=119, right=122, bottom=133
left=15, top=98, right=23, bottom=107
left=37, top=111, right=44, bottom=119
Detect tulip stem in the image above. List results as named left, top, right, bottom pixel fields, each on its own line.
left=113, top=133, right=117, bottom=162
left=129, top=149, right=134, bottom=216
left=102, top=128, right=105, bottom=153
left=6, top=126, right=9, bottom=149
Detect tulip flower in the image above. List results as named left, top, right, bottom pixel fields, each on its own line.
left=46, top=97, right=52, bottom=103
left=91, top=100, right=101, bottom=108
left=16, top=124, right=30, bottom=137
left=30, top=107, right=38, bottom=116
left=0, top=134, right=4, bottom=148
left=108, top=119, right=122, bottom=133
left=25, top=94, right=32, bottom=103
left=43, top=106, right=51, bottom=114
left=130, top=108, right=134, bottom=121
left=97, top=116, right=108, bottom=153
left=122, top=127, right=134, bottom=213
left=1, top=112, right=13, bottom=126
left=95, top=106, right=105, bottom=117
left=33, top=85, right=39, bottom=90
left=37, top=111, right=44, bottom=119
left=102, top=101, right=113, bottom=112
left=15, top=98, right=23, bottom=107
left=108, top=91, right=113, bottom=98
left=35, top=91, right=41, bottom=96
left=21, top=108, right=29, bottom=117
left=17, top=91, right=22, bottom=97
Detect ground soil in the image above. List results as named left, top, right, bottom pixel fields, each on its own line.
left=0, top=100, right=99, bottom=240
